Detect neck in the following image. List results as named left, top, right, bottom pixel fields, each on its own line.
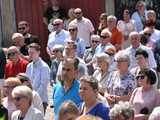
left=13, top=58, right=20, bottom=64
left=33, top=57, right=39, bottom=63
left=70, top=36, right=77, bottom=41
left=142, top=85, right=152, bottom=92
left=85, top=98, right=97, bottom=109
left=63, top=79, right=74, bottom=91
left=20, top=107, right=29, bottom=117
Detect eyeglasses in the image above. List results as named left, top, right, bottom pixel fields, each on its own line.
left=62, top=67, right=71, bottom=72
left=18, top=27, right=25, bottom=30
left=13, top=96, right=26, bottom=102
left=52, top=50, right=59, bottom=53
left=136, top=75, right=145, bottom=80
left=105, top=51, right=114, bottom=56
left=144, top=33, right=151, bottom=36
left=92, top=40, right=99, bottom=43
left=100, top=35, right=110, bottom=39
left=53, top=23, right=61, bottom=26
left=8, top=52, right=16, bottom=57
left=75, top=12, right=81, bottom=14
left=68, top=29, right=77, bottom=32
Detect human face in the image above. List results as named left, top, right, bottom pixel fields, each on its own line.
left=136, top=74, right=147, bottom=87
left=28, top=48, right=40, bottom=61
left=7, top=49, right=19, bottom=62
left=13, top=37, right=25, bottom=47
left=97, top=58, right=109, bottom=71
left=18, top=23, right=29, bottom=35
left=68, top=27, right=78, bottom=36
left=13, top=94, right=30, bottom=111
left=91, top=39, right=100, bottom=49
left=130, top=34, right=140, bottom=48
left=52, top=21, right=63, bottom=32
left=137, top=3, right=145, bottom=13
left=123, top=10, right=130, bottom=22
left=61, top=61, right=76, bottom=81
left=107, top=18, right=116, bottom=29
left=136, top=55, right=148, bottom=66
left=117, top=59, right=129, bottom=73
left=74, top=9, right=83, bottom=20
left=79, top=81, right=96, bottom=102
left=100, top=32, right=110, bottom=45
left=3, top=85, right=16, bottom=97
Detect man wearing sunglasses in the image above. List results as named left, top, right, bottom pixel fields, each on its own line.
left=5, top=46, right=29, bottom=78
left=70, top=8, right=94, bottom=48
left=47, top=18, right=69, bottom=60
left=18, top=21, right=39, bottom=46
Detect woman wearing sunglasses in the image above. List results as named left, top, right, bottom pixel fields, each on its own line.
left=11, top=86, right=44, bottom=120
left=130, top=68, right=160, bottom=120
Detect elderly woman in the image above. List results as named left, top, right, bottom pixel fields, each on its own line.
left=79, top=75, right=110, bottom=120
left=16, top=73, right=44, bottom=115
left=109, top=101, right=134, bottom=120
left=105, top=50, right=135, bottom=106
left=59, top=100, right=79, bottom=120
left=11, top=86, right=44, bottom=120
left=131, top=1, right=148, bottom=32
left=83, top=34, right=100, bottom=75
left=130, top=68, right=160, bottom=120
left=93, top=53, right=111, bottom=94
left=2, top=77, right=21, bottom=120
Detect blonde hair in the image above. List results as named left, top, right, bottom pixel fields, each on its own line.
left=4, top=77, right=22, bottom=87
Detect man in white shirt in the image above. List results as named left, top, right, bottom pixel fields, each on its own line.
left=125, top=31, right=157, bottom=70
left=47, top=18, right=69, bottom=59
left=70, top=8, right=94, bottom=48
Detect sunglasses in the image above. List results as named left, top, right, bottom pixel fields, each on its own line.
left=68, top=29, right=76, bottom=32
left=13, top=96, right=26, bottom=102
left=62, top=67, right=71, bottom=72
left=144, top=33, right=151, bottom=36
left=8, top=52, right=16, bottom=57
left=75, top=12, right=81, bottom=14
left=100, top=35, right=110, bottom=39
left=92, top=40, right=99, bottom=43
left=105, top=51, right=114, bottom=56
left=52, top=50, right=59, bottom=53
left=53, top=23, right=60, bottom=26
left=136, top=75, right=145, bottom=80
left=18, top=27, right=25, bottom=30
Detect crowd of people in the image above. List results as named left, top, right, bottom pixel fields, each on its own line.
left=0, top=0, right=160, bottom=120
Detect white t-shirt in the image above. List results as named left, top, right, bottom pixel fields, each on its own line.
left=70, top=17, right=95, bottom=47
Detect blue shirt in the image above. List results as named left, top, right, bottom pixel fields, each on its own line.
left=26, top=57, right=50, bottom=103
left=53, top=80, right=82, bottom=120
left=75, top=38, right=86, bottom=58
left=80, top=102, right=110, bottom=120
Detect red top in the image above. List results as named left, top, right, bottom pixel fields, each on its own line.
left=5, top=59, right=29, bottom=78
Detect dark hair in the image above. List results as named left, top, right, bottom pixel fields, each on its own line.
left=138, top=68, right=156, bottom=85
left=16, top=73, right=30, bottom=83
left=135, top=49, right=149, bottom=58
left=28, top=43, right=41, bottom=51
left=80, top=75, right=98, bottom=90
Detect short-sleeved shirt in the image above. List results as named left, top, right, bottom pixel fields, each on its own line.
left=53, top=80, right=82, bottom=120
left=80, top=102, right=110, bottom=120
left=106, top=70, right=135, bottom=96
left=70, top=17, right=94, bottom=47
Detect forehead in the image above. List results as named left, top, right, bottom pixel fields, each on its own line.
left=62, top=61, right=74, bottom=68
left=74, top=9, right=82, bottom=13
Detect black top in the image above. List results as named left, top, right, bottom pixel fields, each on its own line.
left=43, top=7, right=66, bottom=24
left=0, top=48, right=6, bottom=79
left=24, top=35, right=40, bottom=46
left=0, top=104, right=8, bottom=120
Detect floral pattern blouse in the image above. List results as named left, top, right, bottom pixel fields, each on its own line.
left=106, top=70, right=136, bottom=96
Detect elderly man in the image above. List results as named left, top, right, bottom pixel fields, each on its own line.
left=53, top=58, right=82, bottom=120
left=125, top=31, right=157, bottom=70
left=107, top=15, right=123, bottom=51
left=18, top=21, right=39, bottom=45
left=5, top=46, right=29, bottom=78
left=68, top=23, right=86, bottom=58
left=47, top=18, right=69, bottom=59
left=70, top=8, right=94, bottom=48
left=95, top=28, right=114, bottom=55
left=26, top=43, right=50, bottom=112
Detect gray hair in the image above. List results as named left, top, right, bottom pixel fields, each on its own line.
left=107, top=15, right=117, bottom=22
left=91, top=34, right=100, bottom=41
left=96, top=53, right=111, bottom=64
left=136, top=0, right=146, bottom=10
left=109, top=101, right=134, bottom=119
left=115, top=50, right=130, bottom=65
left=12, top=85, right=33, bottom=100
left=12, top=33, right=24, bottom=40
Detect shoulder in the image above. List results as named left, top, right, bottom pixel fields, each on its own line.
left=11, top=110, right=20, bottom=119
left=20, top=58, right=29, bottom=64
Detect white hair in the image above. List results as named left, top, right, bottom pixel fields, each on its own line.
left=109, top=101, right=134, bottom=119
left=91, top=34, right=100, bottom=41
left=12, top=33, right=24, bottom=40
left=96, top=52, right=111, bottom=64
